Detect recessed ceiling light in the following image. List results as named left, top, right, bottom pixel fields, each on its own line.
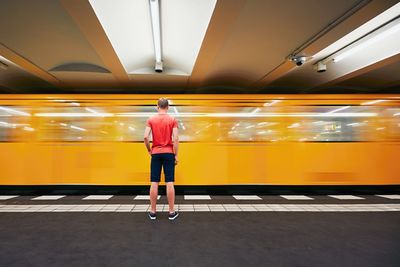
left=333, top=19, right=400, bottom=63
left=314, top=2, right=400, bottom=74
left=88, top=0, right=217, bottom=75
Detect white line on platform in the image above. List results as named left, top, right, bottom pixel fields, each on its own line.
left=280, top=195, right=314, bottom=200
left=233, top=195, right=262, bottom=200
left=328, top=195, right=364, bottom=200
left=376, top=195, right=400, bottom=200
left=184, top=195, right=211, bottom=200
left=32, top=195, right=66, bottom=200
left=0, top=204, right=399, bottom=212
left=83, top=195, right=113, bottom=200
left=134, top=195, right=160, bottom=200
left=0, top=195, right=19, bottom=200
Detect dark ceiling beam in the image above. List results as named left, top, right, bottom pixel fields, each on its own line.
left=0, top=85, right=14, bottom=93
left=187, top=0, right=247, bottom=89
left=0, top=43, right=63, bottom=87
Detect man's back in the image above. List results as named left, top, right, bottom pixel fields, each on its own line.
left=144, top=97, right=179, bottom=220
left=146, top=114, right=177, bottom=154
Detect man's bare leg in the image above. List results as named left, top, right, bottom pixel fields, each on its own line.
left=150, top=182, right=159, bottom=213
left=166, top=182, right=175, bottom=213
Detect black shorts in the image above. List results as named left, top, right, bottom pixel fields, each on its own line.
left=150, top=153, right=175, bottom=183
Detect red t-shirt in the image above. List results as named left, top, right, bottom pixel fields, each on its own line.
left=146, top=114, right=178, bottom=154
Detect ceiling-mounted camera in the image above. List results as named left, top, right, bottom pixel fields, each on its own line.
left=314, top=61, right=327, bottom=73
left=290, top=55, right=306, bottom=66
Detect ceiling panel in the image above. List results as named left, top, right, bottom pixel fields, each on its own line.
left=0, top=0, right=106, bottom=71
left=199, top=0, right=362, bottom=88
left=0, top=0, right=398, bottom=93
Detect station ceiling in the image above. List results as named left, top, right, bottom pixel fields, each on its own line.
left=0, top=0, right=399, bottom=94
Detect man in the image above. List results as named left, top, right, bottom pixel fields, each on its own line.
left=144, top=98, right=179, bottom=221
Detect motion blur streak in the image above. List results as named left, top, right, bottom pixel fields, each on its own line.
left=0, top=94, right=399, bottom=186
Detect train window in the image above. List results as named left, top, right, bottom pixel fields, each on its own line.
left=0, top=103, right=393, bottom=143
left=35, top=106, right=109, bottom=142
left=302, top=119, right=363, bottom=142
left=0, top=106, right=34, bottom=142
left=164, top=105, right=284, bottom=142
left=381, top=107, right=400, bottom=141
left=0, top=116, right=13, bottom=141
left=284, top=106, right=379, bottom=142
left=35, top=105, right=159, bottom=142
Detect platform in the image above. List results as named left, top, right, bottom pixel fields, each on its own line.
left=0, top=194, right=399, bottom=266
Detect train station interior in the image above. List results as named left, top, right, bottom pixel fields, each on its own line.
left=0, top=0, right=400, bottom=266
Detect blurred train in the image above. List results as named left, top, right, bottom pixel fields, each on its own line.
left=0, top=94, right=399, bottom=186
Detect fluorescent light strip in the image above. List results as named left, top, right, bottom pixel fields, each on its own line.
left=361, top=99, right=387, bottom=105
left=264, top=100, right=281, bottom=107
left=85, top=108, right=101, bottom=114
left=50, top=99, right=80, bottom=106
left=347, top=122, right=362, bottom=126
left=325, top=106, right=350, bottom=114
left=23, top=126, right=35, bottom=131
left=209, top=113, right=376, bottom=118
left=0, top=121, right=15, bottom=128
left=70, top=125, right=87, bottom=131
left=51, top=99, right=69, bottom=102
left=314, top=3, right=400, bottom=59
left=34, top=113, right=114, bottom=117
left=312, top=3, right=400, bottom=82
left=334, top=21, right=400, bottom=63
left=287, top=123, right=301, bottom=128
left=89, top=0, right=216, bottom=75
left=115, top=112, right=376, bottom=118
left=32, top=112, right=377, bottom=118
left=116, top=113, right=156, bottom=117
left=149, top=0, right=162, bottom=64
left=0, top=106, right=31, bottom=116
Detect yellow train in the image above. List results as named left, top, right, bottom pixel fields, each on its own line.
left=0, top=94, right=399, bottom=186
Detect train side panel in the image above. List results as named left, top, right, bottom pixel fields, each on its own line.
left=0, top=142, right=398, bottom=185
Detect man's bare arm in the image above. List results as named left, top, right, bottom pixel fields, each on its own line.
left=172, top=127, right=179, bottom=164
left=144, top=126, right=152, bottom=155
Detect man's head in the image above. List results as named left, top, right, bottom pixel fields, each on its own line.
left=157, top=97, right=169, bottom=111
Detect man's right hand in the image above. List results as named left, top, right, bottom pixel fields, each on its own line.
left=175, top=156, right=178, bottom=165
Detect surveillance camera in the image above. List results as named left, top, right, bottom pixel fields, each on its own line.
left=315, top=61, right=327, bottom=73
left=155, top=61, right=163, bottom=73
left=290, top=55, right=306, bottom=66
